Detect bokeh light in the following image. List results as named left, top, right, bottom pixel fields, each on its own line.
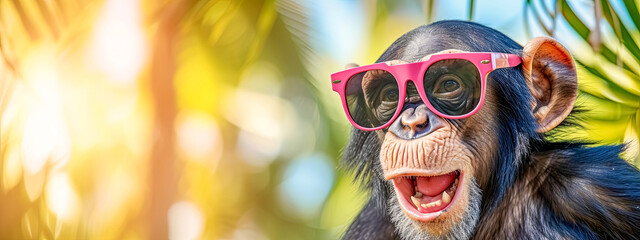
left=46, top=173, right=79, bottom=220
left=88, top=0, right=148, bottom=85
left=277, top=154, right=335, bottom=220
left=168, top=201, right=205, bottom=240
left=176, top=110, right=223, bottom=165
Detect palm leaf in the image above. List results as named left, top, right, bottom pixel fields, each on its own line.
left=622, top=0, right=640, bottom=30
left=599, top=0, right=640, bottom=66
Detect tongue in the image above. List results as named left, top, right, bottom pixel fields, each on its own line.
left=416, top=174, right=456, bottom=196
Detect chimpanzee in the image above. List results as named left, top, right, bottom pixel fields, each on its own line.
left=330, top=20, right=640, bottom=239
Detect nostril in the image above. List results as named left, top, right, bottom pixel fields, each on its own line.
left=401, top=116, right=429, bottom=134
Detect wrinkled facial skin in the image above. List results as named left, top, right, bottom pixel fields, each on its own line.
left=374, top=50, right=500, bottom=239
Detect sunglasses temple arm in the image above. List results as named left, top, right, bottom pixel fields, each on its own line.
left=491, top=53, right=522, bottom=69
left=508, top=53, right=522, bottom=67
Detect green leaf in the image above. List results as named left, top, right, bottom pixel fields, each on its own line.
left=468, top=0, right=475, bottom=21
left=423, top=0, right=435, bottom=23
left=576, top=60, right=640, bottom=107
left=622, top=0, right=640, bottom=32
left=580, top=115, right=631, bottom=143
left=526, top=1, right=552, bottom=35
left=600, top=45, right=639, bottom=74
left=577, top=92, right=638, bottom=121
left=577, top=55, right=640, bottom=96
left=559, top=0, right=590, bottom=39
left=600, top=0, right=640, bottom=67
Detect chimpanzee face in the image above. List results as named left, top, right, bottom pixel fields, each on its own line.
left=331, top=50, right=519, bottom=237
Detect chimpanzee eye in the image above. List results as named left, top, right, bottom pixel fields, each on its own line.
left=433, top=74, right=463, bottom=95
left=370, top=83, right=399, bottom=122
left=443, top=80, right=460, bottom=92
left=364, top=80, right=398, bottom=107
left=381, top=87, right=399, bottom=102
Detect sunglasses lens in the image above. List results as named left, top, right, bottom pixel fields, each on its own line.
left=345, top=69, right=399, bottom=128
left=423, top=59, right=481, bottom=116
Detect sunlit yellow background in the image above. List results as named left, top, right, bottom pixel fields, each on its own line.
left=1, top=0, right=639, bottom=239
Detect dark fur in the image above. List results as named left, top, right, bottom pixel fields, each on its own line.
left=341, top=21, right=640, bottom=239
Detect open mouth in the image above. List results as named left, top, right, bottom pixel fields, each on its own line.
left=391, top=170, right=462, bottom=222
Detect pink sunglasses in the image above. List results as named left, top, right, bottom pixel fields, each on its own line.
left=331, top=52, right=521, bottom=131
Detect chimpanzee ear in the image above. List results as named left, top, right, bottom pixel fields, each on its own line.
left=522, top=36, right=578, bottom=133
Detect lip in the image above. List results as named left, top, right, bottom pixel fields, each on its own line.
left=385, top=168, right=455, bottom=180
left=391, top=171, right=464, bottom=222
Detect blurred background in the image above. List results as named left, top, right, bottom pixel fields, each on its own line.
left=0, top=0, right=639, bottom=239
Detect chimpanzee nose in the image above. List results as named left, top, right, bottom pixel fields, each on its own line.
left=389, top=104, right=443, bottom=139
left=402, top=109, right=428, bottom=133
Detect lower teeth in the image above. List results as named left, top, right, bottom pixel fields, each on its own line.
left=442, top=191, right=451, bottom=204
left=411, top=177, right=458, bottom=209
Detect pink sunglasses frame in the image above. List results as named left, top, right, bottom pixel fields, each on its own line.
left=331, top=52, right=522, bottom=131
